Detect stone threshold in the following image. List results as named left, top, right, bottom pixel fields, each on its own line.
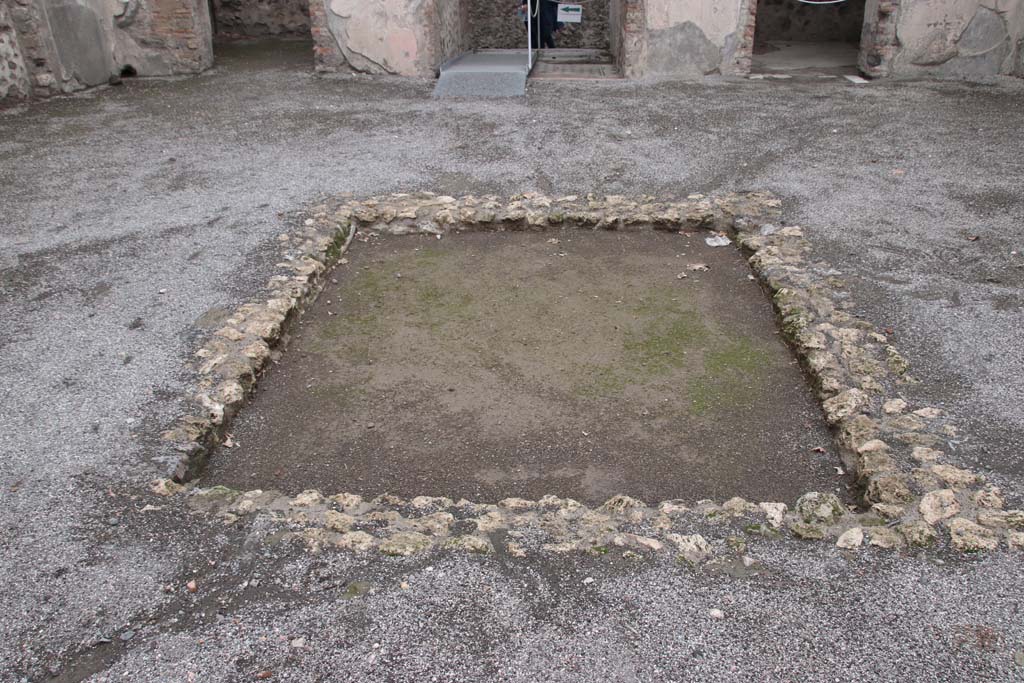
left=152, top=192, right=1024, bottom=558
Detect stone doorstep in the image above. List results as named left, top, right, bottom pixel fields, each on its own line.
left=155, top=191, right=1018, bottom=556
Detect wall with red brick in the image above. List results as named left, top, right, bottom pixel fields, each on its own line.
left=1, top=0, right=212, bottom=104
left=114, top=0, right=213, bottom=75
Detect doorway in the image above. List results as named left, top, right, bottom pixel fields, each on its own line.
left=751, top=0, right=866, bottom=75
left=209, top=0, right=312, bottom=40
left=462, top=0, right=621, bottom=79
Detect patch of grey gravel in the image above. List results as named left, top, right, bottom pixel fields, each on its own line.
left=2, top=39, right=1024, bottom=679
left=88, top=546, right=1024, bottom=682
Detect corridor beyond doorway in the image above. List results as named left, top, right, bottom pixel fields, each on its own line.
left=751, top=0, right=866, bottom=76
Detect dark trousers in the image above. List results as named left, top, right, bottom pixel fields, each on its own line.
left=529, top=3, right=557, bottom=49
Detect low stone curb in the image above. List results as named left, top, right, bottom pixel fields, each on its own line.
left=155, top=192, right=1023, bottom=556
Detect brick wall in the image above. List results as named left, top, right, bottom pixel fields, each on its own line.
left=119, top=0, right=213, bottom=73
left=610, top=0, right=644, bottom=77
left=3, top=0, right=213, bottom=103
left=309, top=0, right=344, bottom=71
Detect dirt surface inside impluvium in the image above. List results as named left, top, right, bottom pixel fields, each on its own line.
left=203, top=229, right=845, bottom=504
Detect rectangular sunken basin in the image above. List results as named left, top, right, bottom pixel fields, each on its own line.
left=200, top=218, right=845, bottom=505
left=160, top=193, right=1010, bottom=556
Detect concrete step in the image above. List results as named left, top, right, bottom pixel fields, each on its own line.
left=433, top=50, right=531, bottom=98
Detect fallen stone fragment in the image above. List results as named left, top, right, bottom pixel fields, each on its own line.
left=409, top=512, right=455, bottom=536
left=668, top=534, right=711, bottom=563
left=612, top=533, right=664, bottom=552
left=796, top=492, right=844, bottom=525
left=856, top=439, right=889, bottom=454
left=334, top=531, right=376, bottom=552
left=822, top=389, right=868, bottom=423
left=379, top=532, right=432, bottom=556
left=865, top=474, right=914, bottom=505
left=446, top=535, right=493, bottom=553
left=899, top=521, right=937, bottom=547
left=911, top=447, right=943, bottom=463
left=836, top=527, right=864, bottom=549
left=790, top=521, right=826, bottom=540
left=659, top=501, right=690, bottom=515
left=473, top=511, right=505, bottom=533
left=506, top=541, right=527, bottom=557
left=758, top=502, right=787, bottom=528
left=867, top=527, right=904, bottom=549
left=600, top=495, right=648, bottom=522
left=871, top=503, right=904, bottom=520
left=930, top=464, right=979, bottom=489
left=410, top=496, right=455, bottom=510
left=972, top=486, right=1004, bottom=509
left=149, top=479, right=183, bottom=497
left=721, top=497, right=756, bottom=515
left=324, top=510, right=354, bottom=533
left=708, top=608, right=725, bottom=620
left=919, top=489, right=960, bottom=525
left=291, top=490, right=325, bottom=507
left=329, top=493, right=364, bottom=511
left=1007, top=532, right=1024, bottom=551
left=949, top=518, right=999, bottom=552
left=882, top=398, right=907, bottom=415
left=498, top=497, right=536, bottom=511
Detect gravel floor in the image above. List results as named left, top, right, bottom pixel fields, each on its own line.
left=2, top=39, right=1023, bottom=682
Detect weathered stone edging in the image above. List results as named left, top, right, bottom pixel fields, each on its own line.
left=155, top=192, right=1022, bottom=556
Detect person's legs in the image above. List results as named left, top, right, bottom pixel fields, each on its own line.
left=539, top=2, right=557, bottom=48
left=541, top=24, right=556, bottom=49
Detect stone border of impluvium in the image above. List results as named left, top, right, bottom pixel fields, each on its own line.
left=151, top=191, right=1023, bottom=559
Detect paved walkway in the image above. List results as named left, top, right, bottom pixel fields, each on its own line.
left=2, top=39, right=1024, bottom=681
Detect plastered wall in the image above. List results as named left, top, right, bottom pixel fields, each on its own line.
left=313, top=0, right=440, bottom=76
left=891, top=0, right=1023, bottom=77
left=641, top=0, right=746, bottom=77
left=1, top=0, right=212, bottom=104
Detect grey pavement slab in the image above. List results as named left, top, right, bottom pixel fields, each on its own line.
left=435, top=50, right=530, bottom=97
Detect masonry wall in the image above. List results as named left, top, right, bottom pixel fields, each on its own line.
left=632, top=0, right=1022, bottom=80
left=1, top=0, right=212, bottom=105
left=312, top=0, right=475, bottom=76
left=211, top=0, right=311, bottom=37
left=113, top=0, right=214, bottom=75
left=437, top=0, right=469, bottom=63
left=754, top=0, right=865, bottom=43
left=465, top=0, right=610, bottom=50
left=888, top=0, right=1023, bottom=78
left=0, top=2, right=32, bottom=100
left=641, top=0, right=746, bottom=78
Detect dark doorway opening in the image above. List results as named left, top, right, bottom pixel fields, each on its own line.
left=209, top=0, right=313, bottom=45
left=752, top=0, right=867, bottom=75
